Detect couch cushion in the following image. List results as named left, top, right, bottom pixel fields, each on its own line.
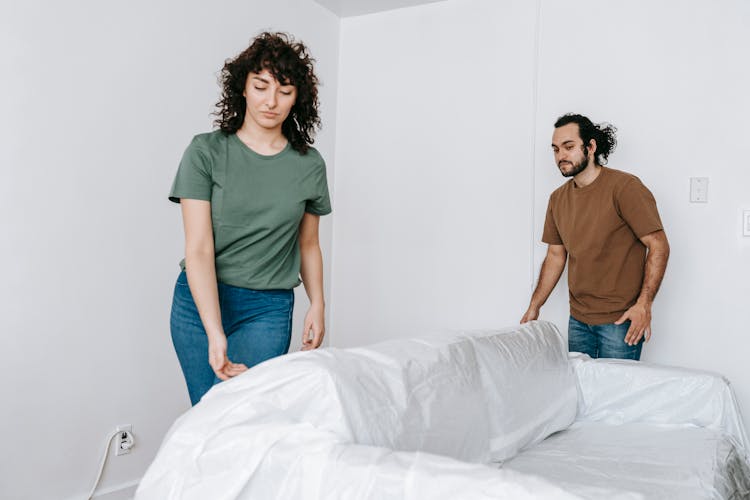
left=322, top=335, right=493, bottom=462
left=137, top=321, right=582, bottom=499
left=470, top=321, right=578, bottom=461
left=571, top=355, right=750, bottom=453
left=503, top=422, right=750, bottom=499
left=173, top=320, right=576, bottom=466
left=331, top=320, right=577, bottom=463
left=185, top=334, right=493, bottom=463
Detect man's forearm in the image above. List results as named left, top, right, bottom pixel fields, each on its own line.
left=521, top=245, right=566, bottom=323
left=637, top=232, right=670, bottom=305
left=619, top=231, right=670, bottom=344
left=529, top=255, right=566, bottom=309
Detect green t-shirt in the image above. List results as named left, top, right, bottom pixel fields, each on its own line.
left=169, top=130, right=331, bottom=290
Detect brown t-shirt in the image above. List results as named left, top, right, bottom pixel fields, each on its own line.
left=542, top=167, right=663, bottom=324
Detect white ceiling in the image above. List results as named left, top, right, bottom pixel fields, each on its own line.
left=314, top=0, right=448, bottom=18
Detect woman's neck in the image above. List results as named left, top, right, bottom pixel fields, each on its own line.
left=236, top=122, right=287, bottom=155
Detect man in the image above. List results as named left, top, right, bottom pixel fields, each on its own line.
left=521, top=113, right=669, bottom=360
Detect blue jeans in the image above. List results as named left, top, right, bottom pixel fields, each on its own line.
left=170, top=271, right=294, bottom=405
left=568, top=316, right=643, bottom=360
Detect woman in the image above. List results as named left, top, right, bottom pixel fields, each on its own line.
left=168, top=32, right=331, bottom=405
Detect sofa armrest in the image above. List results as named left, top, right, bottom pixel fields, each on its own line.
left=570, top=354, right=749, bottom=453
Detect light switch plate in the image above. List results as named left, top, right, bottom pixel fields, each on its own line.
left=690, top=177, right=709, bottom=203
left=743, top=210, right=750, bottom=237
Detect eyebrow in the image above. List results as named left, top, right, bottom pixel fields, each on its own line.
left=551, top=140, right=576, bottom=147
left=251, top=75, right=294, bottom=87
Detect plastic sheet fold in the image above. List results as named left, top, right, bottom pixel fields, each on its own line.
left=503, top=422, right=750, bottom=500
left=136, top=321, right=749, bottom=500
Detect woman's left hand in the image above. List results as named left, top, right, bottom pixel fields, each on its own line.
left=301, top=304, right=325, bottom=350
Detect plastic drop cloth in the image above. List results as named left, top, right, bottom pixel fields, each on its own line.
left=136, top=321, right=749, bottom=499
left=137, top=321, right=581, bottom=499
left=502, top=355, right=750, bottom=499
left=503, top=422, right=750, bottom=500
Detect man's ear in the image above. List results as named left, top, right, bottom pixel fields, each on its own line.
left=587, top=139, right=597, bottom=158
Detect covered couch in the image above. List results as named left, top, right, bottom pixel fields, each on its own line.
left=136, top=321, right=750, bottom=499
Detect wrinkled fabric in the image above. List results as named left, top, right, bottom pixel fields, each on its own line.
left=468, top=322, right=577, bottom=460
left=503, top=422, right=750, bottom=499
left=570, top=354, right=749, bottom=453
left=136, top=321, right=748, bottom=500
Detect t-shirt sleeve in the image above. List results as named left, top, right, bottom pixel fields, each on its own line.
left=168, top=138, right=213, bottom=203
left=305, top=158, right=332, bottom=216
left=542, top=196, right=563, bottom=245
left=616, top=177, right=663, bottom=237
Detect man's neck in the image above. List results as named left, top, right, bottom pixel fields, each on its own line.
left=573, top=163, right=602, bottom=188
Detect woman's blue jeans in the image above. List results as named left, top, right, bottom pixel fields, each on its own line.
left=568, top=316, right=643, bottom=360
left=170, top=271, right=294, bottom=405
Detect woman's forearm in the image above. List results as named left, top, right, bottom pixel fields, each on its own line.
left=185, top=250, right=224, bottom=339
left=299, top=242, right=325, bottom=308
left=181, top=199, right=224, bottom=340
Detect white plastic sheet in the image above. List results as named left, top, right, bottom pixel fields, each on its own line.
left=504, top=422, right=750, bottom=500
left=502, top=354, right=750, bottom=499
left=570, top=354, right=749, bottom=454
left=469, top=321, right=577, bottom=461
left=136, top=321, right=749, bottom=500
left=137, top=321, right=577, bottom=499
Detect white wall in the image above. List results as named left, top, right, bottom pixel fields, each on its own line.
left=532, top=0, right=750, bottom=435
left=0, top=1, right=339, bottom=499
left=4, top=0, right=749, bottom=496
left=330, top=0, right=540, bottom=347
left=315, top=0, right=448, bottom=17
left=331, top=0, right=750, bottom=434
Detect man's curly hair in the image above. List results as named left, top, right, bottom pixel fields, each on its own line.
left=554, top=113, right=617, bottom=166
left=214, top=32, right=320, bottom=154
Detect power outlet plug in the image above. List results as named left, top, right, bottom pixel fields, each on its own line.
left=114, top=424, right=134, bottom=456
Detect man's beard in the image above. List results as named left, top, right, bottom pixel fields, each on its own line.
left=558, top=152, right=589, bottom=178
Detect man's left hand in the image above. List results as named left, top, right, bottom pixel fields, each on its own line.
left=615, top=302, right=652, bottom=346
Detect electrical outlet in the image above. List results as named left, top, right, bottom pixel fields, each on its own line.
left=115, top=424, right=134, bottom=456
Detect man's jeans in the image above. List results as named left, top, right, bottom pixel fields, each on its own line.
left=568, top=316, right=643, bottom=360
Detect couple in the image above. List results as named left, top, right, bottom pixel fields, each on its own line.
left=169, top=32, right=669, bottom=406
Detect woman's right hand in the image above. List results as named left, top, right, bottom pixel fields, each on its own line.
left=208, top=334, right=248, bottom=380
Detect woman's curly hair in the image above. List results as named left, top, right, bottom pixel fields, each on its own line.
left=554, top=113, right=617, bottom=165
left=214, top=32, right=320, bottom=154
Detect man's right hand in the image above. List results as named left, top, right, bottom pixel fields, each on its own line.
left=520, top=306, right=539, bottom=324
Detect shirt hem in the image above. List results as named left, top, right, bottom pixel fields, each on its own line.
left=570, top=310, right=628, bottom=325
left=305, top=207, right=332, bottom=216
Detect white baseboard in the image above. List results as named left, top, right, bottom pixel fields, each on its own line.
left=91, top=480, right=139, bottom=500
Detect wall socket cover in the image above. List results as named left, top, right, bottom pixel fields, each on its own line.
left=689, top=177, right=709, bottom=203
left=115, top=424, right=133, bottom=456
